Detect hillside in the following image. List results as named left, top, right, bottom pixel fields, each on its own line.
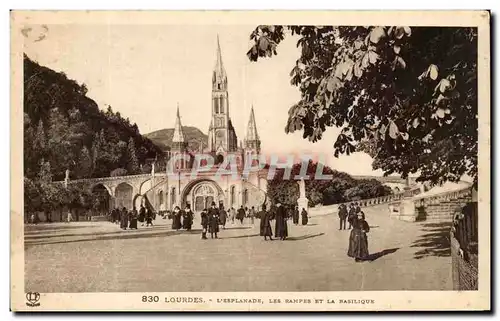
left=145, top=127, right=208, bottom=152
left=23, top=54, right=163, bottom=180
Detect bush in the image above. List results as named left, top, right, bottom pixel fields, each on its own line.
left=110, top=168, right=128, bottom=177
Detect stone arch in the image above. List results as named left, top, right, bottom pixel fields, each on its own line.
left=90, top=183, right=112, bottom=214
left=115, top=182, right=134, bottom=210
left=90, top=182, right=112, bottom=196
left=133, top=194, right=143, bottom=211
left=139, top=178, right=153, bottom=195
left=181, top=178, right=224, bottom=212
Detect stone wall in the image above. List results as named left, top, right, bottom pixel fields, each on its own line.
left=450, top=231, right=478, bottom=290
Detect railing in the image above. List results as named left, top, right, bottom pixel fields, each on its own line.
left=54, top=173, right=157, bottom=184
left=308, top=186, right=421, bottom=216
left=414, top=185, right=472, bottom=207
left=450, top=201, right=478, bottom=290
left=452, top=201, right=478, bottom=255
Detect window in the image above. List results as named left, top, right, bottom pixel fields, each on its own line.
left=243, top=189, right=248, bottom=205
left=219, top=96, right=224, bottom=113
left=214, top=97, right=219, bottom=114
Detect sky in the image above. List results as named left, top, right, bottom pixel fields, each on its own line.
left=23, top=24, right=385, bottom=176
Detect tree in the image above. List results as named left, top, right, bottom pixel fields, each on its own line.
left=343, top=179, right=393, bottom=201
left=110, top=168, right=128, bottom=177
left=247, top=26, right=477, bottom=186
left=127, top=137, right=139, bottom=174
left=75, top=146, right=92, bottom=178
left=23, top=55, right=163, bottom=181
left=266, top=160, right=387, bottom=206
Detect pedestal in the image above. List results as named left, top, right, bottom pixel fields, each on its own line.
left=398, top=198, right=417, bottom=222
left=297, top=197, right=309, bottom=213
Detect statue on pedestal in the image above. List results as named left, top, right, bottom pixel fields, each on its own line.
left=297, top=178, right=309, bottom=213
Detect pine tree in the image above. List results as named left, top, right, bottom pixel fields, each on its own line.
left=33, top=119, right=46, bottom=152
left=76, top=146, right=92, bottom=178
left=127, top=137, right=139, bottom=174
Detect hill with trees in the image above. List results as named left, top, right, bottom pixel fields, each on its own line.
left=23, top=54, right=163, bottom=220
left=145, top=126, right=208, bottom=152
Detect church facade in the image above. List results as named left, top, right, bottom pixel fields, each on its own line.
left=138, top=37, right=268, bottom=213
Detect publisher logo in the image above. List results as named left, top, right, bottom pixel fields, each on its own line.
left=26, top=292, right=40, bottom=307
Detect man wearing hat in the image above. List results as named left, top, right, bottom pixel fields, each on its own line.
left=208, top=201, right=220, bottom=239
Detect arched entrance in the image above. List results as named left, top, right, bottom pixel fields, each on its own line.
left=193, top=183, right=216, bottom=212
left=182, top=180, right=224, bottom=212
left=115, top=182, right=134, bottom=210
left=91, top=184, right=111, bottom=215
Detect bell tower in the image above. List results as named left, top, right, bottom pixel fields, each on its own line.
left=208, top=35, right=238, bottom=156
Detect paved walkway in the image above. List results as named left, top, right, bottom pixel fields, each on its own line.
left=24, top=205, right=452, bottom=292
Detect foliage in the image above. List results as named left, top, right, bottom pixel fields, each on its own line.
left=266, top=160, right=390, bottom=207
left=23, top=54, right=163, bottom=218
left=343, top=179, right=393, bottom=201
left=23, top=54, right=163, bottom=182
left=110, top=168, right=128, bottom=177
left=127, top=137, right=140, bottom=174
left=247, top=26, right=477, bottom=186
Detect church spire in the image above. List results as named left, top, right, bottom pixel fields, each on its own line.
left=212, top=35, right=227, bottom=91
left=172, top=104, right=188, bottom=152
left=245, top=105, right=261, bottom=153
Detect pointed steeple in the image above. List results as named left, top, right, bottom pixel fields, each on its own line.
left=245, top=105, right=261, bottom=153
left=172, top=104, right=187, bottom=152
left=245, top=105, right=259, bottom=141
left=212, top=35, right=227, bottom=90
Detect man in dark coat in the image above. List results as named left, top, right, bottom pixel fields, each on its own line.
left=274, top=203, right=288, bottom=240
left=200, top=208, right=209, bottom=239
left=259, top=204, right=273, bottom=240
left=208, top=202, right=220, bottom=239
left=292, top=205, right=299, bottom=225
left=120, top=207, right=128, bottom=230
left=338, top=204, right=348, bottom=230
left=237, top=205, right=245, bottom=224
left=347, top=204, right=357, bottom=229
left=219, top=205, right=227, bottom=229
left=145, top=208, right=154, bottom=227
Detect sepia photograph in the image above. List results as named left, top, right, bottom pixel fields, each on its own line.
left=10, top=10, right=490, bottom=311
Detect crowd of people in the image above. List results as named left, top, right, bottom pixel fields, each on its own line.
left=105, top=199, right=370, bottom=262
left=108, top=205, right=156, bottom=230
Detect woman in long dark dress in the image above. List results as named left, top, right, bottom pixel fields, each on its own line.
left=274, top=203, right=288, bottom=240
left=182, top=205, right=194, bottom=231
left=129, top=208, right=138, bottom=229
left=208, top=202, right=220, bottom=239
left=301, top=208, right=309, bottom=225
left=219, top=206, right=227, bottom=229
left=138, top=205, right=146, bottom=226
left=171, top=206, right=182, bottom=230
left=347, top=211, right=370, bottom=262
left=260, top=205, right=273, bottom=240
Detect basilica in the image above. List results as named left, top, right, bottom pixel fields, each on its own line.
left=140, top=37, right=268, bottom=213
